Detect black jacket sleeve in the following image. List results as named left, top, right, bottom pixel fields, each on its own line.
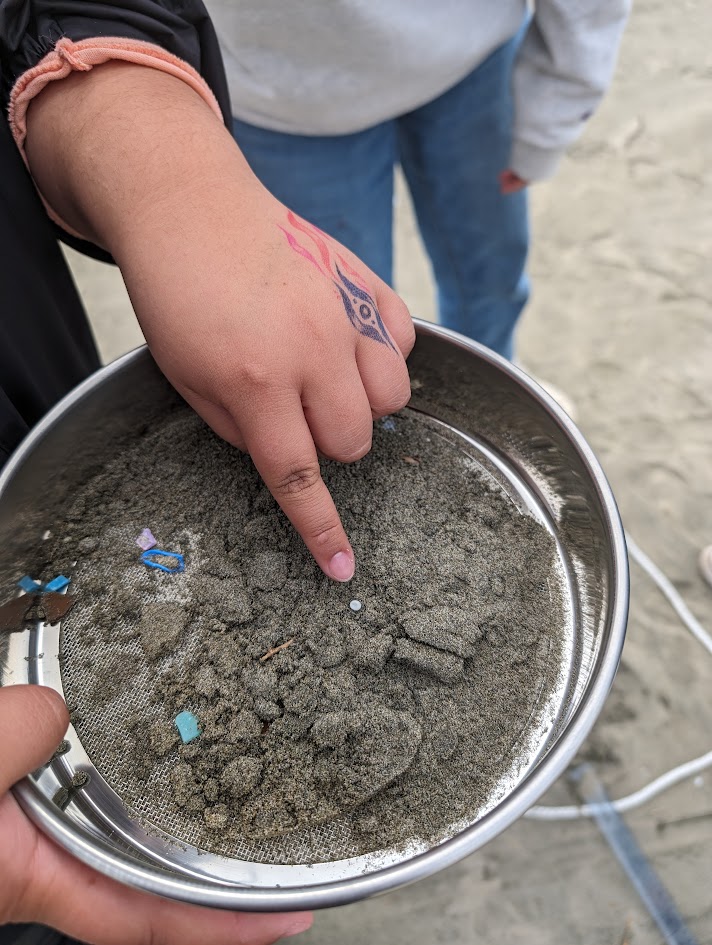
left=0, top=0, right=232, bottom=260
left=0, top=0, right=231, bottom=120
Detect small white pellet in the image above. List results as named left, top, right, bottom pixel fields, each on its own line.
left=349, top=600, right=362, bottom=612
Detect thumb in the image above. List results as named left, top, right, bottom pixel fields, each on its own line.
left=0, top=686, right=69, bottom=795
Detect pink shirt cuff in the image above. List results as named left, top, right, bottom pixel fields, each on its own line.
left=9, top=36, right=224, bottom=242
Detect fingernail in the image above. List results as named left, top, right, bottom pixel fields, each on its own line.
left=328, top=551, right=355, bottom=582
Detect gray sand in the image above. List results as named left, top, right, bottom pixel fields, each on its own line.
left=44, top=408, right=565, bottom=859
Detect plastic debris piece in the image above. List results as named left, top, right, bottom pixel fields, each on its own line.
left=43, top=575, right=70, bottom=593
left=402, top=455, right=420, bottom=466
left=41, top=592, right=76, bottom=625
left=350, top=599, right=362, bottom=612
left=175, top=711, right=201, bottom=743
left=140, top=549, right=185, bottom=574
left=17, top=575, right=42, bottom=594
left=136, top=528, right=157, bottom=551
left=381, top=417, right=396, bottom=432
left=0, top=596, right=33, bottom=633
left=260, top=638, right=295, bottom=662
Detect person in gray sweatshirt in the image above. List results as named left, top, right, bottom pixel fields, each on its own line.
left=205, top=0, right=630, bottom=359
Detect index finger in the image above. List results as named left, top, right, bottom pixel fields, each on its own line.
left=236, top=392, right=355, bottom=582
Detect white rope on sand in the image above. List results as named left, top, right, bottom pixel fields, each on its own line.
left=626, top=534, right=712, bottom=658
left=526, top=533, right=712, bottom=821
left=526, top=750, right=712, bottom=821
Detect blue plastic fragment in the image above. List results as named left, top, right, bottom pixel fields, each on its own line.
left=381, top=417, right=396, bottom=432
left=174, top=711, right=201, bottom=743
left=140, top=549, right=185, bottom=574
left=43, top=575, right=71, bottom=593
left=17, top=575, right=42, bottom=594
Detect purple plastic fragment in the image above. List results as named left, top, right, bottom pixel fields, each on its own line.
left=136, top=528, right=157, bottom=551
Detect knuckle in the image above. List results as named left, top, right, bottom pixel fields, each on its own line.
left=273, top=464, right=322, bottom=498
left=235, top=361, right=276, bottom=391
left=310, top=518, right=343, bottom=550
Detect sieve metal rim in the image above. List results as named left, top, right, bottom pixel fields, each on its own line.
left=3, top=322, right=629, bottom=910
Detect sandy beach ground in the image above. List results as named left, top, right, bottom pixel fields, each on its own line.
left=64, top=0, right=712, bottom=940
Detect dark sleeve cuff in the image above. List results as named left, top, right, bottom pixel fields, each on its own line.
left=0, top=0, right=231, bottom=253
left=8, top=36, right=225, bottom=241
left=0, top=0, right=231, bottom=121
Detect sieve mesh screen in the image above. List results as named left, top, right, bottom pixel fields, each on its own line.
left=54, top=411, right=573, bottom=869
left=60, top=527, right=365, bottom=865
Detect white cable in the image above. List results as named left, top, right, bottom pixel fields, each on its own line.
left=525, top=750, right=712, bottom=820
left=526, top=534, right=712, bottom=821
left=625, top=534, right=712, bottom=658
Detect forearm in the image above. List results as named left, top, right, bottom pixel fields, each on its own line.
left=23, top=61, right=255, bottom=255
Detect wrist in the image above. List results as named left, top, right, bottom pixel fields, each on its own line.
left=24, top=61, right=255, bottom=254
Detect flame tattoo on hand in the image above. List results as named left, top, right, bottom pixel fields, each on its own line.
left=278, top=211, right=398, bottom=352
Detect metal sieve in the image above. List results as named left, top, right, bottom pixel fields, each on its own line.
left=0, top=322, right=628, bottom=910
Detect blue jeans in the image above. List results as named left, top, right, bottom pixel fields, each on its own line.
left=232, top=35, right=528, bottom=359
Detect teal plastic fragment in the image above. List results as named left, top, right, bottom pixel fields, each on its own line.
left=174, top=711, right=201, bottom=744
